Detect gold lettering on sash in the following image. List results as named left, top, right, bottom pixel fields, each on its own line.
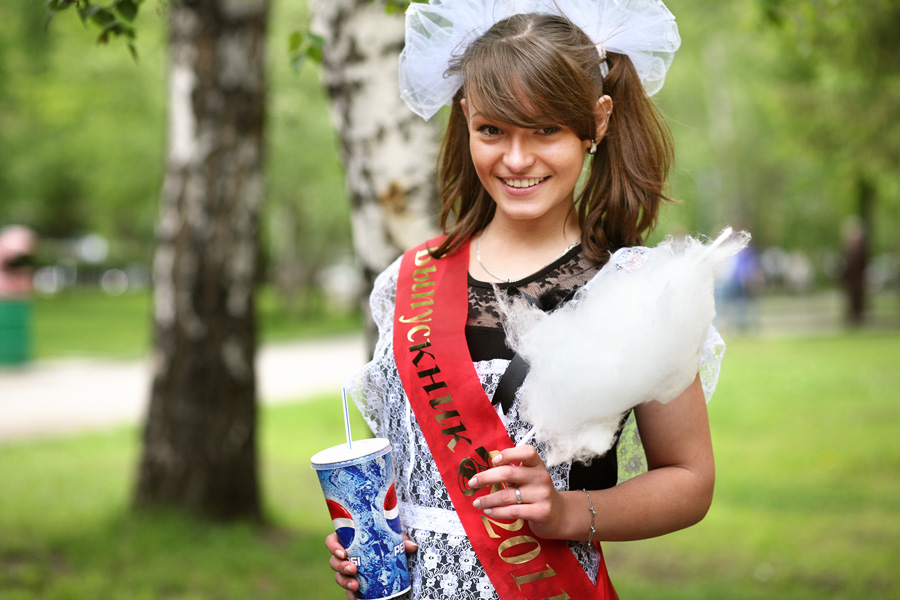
left=434, top=409, right=461, bottom=425
left=428, top=394, right=453, bottom=408
left=498, top=536, right=542, bottom=565
left=407, top=324, right=431, bottom=343
left=512, top=564, right=557, bottom=588
left=459, top=447, right=504, bottom=496
left=417, top=366, right=448, bottom=394
left=481, top=515, right=525, bottom=539
left=442, top=424, right=471, bottom=451
left=409, top=341, right=436, bottom=367
left=414, top=249, right=432, bottom=267
left=413, top=265, right=437, bottom=281
left=399, top=308, right=433, bottom=324
left=410, top=289, right=435, bottom=309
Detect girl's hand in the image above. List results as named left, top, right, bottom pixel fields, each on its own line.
left=326, top=532, right=359, bottom=599
left=467, top=444, right=564, bottom=539
left=326, top=532, right=419, bottom=599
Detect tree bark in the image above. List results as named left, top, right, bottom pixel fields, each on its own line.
left=135, top=0, right=268, bottom=521
left=310, top=0, right=441, bottom=350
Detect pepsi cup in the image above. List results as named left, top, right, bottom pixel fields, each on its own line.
left=311, top=438, right=411, bottom=600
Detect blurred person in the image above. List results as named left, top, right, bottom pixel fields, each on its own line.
left=716, top=242, right=763, bottom=332
left=0, top=225, right=37, bottom=365
left=0, top=225, right=37, bottom=298
left=841, top=216, right=868, bottom=326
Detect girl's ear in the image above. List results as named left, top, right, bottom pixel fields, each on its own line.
left=593, top=95, right=613, bottom=142
left=460, top=97, right=469, bottom=121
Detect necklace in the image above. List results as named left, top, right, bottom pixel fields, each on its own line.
left=475, top=229, right=581, bottom=284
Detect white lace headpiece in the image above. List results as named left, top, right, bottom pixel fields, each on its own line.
left=399, top=0, right=681, bottom=120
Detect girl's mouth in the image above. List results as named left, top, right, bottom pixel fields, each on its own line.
left=500, top=176, right=549, bottom=189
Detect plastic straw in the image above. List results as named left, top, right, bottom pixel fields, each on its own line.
left=342, top=387, right=353, bottom=449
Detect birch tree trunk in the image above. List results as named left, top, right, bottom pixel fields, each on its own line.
left=135, top=0, right=269, bottom=520
left=310, top=0, right=441, bottom=346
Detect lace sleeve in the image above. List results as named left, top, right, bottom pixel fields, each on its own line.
left=344, top=257, right=403, bottom=438
left=699, top=324, right=726, bottom=402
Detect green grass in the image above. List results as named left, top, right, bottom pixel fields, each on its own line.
left=606, top=331, right=900, bottom=599
left=1, top=333, right=899, bottom=598
left=30, top=286, right=362, bottom=359
left=0, top=394, right=370, bottom=600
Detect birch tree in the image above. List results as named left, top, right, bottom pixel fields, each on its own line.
left=310, top=0, right=441, bottom=346
left=134, top=0, right=269, bottom=520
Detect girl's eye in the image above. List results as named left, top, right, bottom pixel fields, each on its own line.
left=538, top=126, right=561, bottom=135
left=477, top=125, right=501, bottom=136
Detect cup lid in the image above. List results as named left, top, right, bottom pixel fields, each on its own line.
left=310, top=438, right=391, bottom=469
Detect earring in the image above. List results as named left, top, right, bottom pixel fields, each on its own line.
left=588, top=139, right=597, bottom=155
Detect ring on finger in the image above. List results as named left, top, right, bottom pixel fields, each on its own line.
left=514, top=487, right=523, bottom=504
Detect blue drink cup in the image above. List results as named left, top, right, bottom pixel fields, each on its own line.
left=311, top=438, right=411, bottom=600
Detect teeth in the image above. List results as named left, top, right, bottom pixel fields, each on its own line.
left=502, top=177, right=546, bottom=188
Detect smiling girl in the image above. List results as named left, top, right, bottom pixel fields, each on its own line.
left=325, top=1, right=722, bottom=598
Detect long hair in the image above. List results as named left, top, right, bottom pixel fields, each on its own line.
left=430, top=13, right=674, bottom=262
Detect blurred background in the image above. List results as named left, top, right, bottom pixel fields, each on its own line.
left=1, top=0, right=898, bottom=598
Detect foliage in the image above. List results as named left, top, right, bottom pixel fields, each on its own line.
left=4, top=0, right=900, bottom=289
left=44, top=0, right=149, bottom=58
left=2, top=331, right=899, bottom=598
left=753, top=0, right=900, bottom=242
left=1, top=0, right=351, bottom=296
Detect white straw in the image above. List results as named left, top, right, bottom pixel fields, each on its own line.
left=341, top=387, right=353, bottom=449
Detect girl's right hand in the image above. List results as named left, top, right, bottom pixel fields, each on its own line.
left=326, top=532, right=360, bottom=599
left=326, top=532, right=419, bottom=599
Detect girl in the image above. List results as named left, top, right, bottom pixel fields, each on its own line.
left=327, top=1, right=721, bottom=598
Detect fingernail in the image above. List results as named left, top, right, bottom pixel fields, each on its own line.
left=473, top=499, right=481, bottom=509
left=335, top=549, right=346, bottom=559
left=344, top=565, right=354, bottom=575
left=468, top=476, right=478, bottom=487
left=483, top=508, right=492, bottom=515
left=492, top=454, right=502, bottom=463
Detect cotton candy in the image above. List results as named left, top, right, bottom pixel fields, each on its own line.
left=501, top=228, right=750, bottom=465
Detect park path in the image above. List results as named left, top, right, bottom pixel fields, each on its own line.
left=0, top=334, right=367, bottom=443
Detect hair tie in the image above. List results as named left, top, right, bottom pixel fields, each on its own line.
left=597, top=45, right=610, bottom=79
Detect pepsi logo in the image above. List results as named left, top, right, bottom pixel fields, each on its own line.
left=383, top=483, right=403, bottom=534
left=327, top=499, right=355, bottom=547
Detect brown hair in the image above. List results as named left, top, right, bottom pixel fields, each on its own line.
left=430, top=13, right=674, bottom=263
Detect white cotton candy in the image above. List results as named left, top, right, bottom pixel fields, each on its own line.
left=501, top=228, right=750, bottom=466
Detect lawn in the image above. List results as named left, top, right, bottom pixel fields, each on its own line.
left=1, top=332, right=898, bottom=599
left=30, top=286, right=362, bottom=359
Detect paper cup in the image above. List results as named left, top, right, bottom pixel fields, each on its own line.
left=311, top=438, right=411, bottom=600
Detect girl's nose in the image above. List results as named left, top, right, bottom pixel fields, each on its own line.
left=503, top=135, right=536, bottom=172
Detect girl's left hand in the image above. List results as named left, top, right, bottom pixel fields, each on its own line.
left=467, top=444, right=563, bottom=539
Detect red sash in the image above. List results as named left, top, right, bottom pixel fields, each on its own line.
left=393, top=237, right=618, bottom=600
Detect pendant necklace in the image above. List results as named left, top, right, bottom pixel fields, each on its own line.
left=475, top=229, right=580, bottom=284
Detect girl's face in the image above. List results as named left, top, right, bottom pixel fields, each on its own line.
left=462, top=98, right=591, bottom=229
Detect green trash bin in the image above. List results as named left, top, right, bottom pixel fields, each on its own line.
left=0, top=299, right=31, bottom=365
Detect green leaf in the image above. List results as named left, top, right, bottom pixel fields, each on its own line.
left=89, top=7, right=116, bottom=27
left=115, top=0, right=139, bottom=22
left=78, top=4, right=102, bottom=23
left=288, top=30, right=324, bottom=72
left=44, top=8, right=59, bottom=32
left=289, top=31, right=304, bottom=53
